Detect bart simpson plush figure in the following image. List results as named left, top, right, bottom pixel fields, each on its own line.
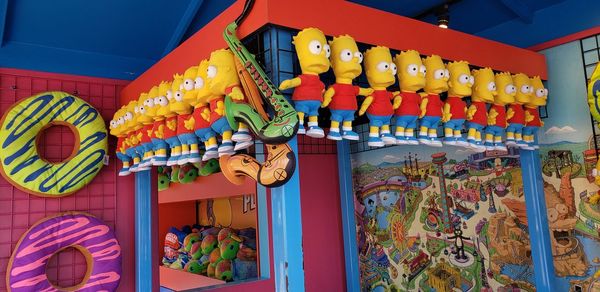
left=443, top=61, right=473, bottom=147
left=110, top=107, right=132, bottom=176
left=191, top=59, right=219, bottom=161
left=393, top=50, right=425, bottom=145
left=466, top=68, right=497, bottom=152
left=280, top=27, right=330, bottom=138
left=171, top=65, right=202, bottom=164
left=150, top=81, right=171, bottom=166
left=522, top=76, right=547, bottom=150
left=358, top=46, right=398, bottom=147
left=486, top=72, right=516, bottom=151
left=322, top=35, right=371, bottom=141
left=125, top=99, right=144, bottom=172
left=207, top=49, right=253, bottom=156
left=419, top=55, right=448, bottom=147
left=506, top=73, right=533, bottom=148
left=156, top=75, right=183, bottom=166
left=137, top=86, right=160, bottom=167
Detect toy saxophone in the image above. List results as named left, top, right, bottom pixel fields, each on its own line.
left=218, top=0, right=297, bottom=188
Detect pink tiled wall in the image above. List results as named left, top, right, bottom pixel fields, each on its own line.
left=0, top=68, right=135, bottom=291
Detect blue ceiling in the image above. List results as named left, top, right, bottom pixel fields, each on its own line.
left=0, top=0, right=598, bottom=80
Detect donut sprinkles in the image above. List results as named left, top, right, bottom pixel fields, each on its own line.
left=0, top=91, right=107, bottom=197
left=6, top=213, right=122, bottom=292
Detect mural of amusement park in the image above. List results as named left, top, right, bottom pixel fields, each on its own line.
left=537, top=38, right=600, bottom=292
left=351, top=143, right=534, bottom=292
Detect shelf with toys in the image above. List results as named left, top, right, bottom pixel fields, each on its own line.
left=158, top=172, right=256, bottom=204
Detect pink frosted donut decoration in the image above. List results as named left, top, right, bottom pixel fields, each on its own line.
left=6, top=212, right=122, bottom=292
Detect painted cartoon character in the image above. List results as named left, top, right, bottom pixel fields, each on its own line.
left=279, top=27, right=330, bottom=138
left=393, top=50, right=425, bottom=145
left=358, top=46, right=398, bottom=147
left=123, top=100, right=142, bottom=172
left=185, top=59, right=219, bottom=161
left=157, top=75, right=183, bottom=166
left=486, top=72, right=516, bottom=151
left=443, top=61, right=473, bottom=147
left=448, top=226, right=470, bottom=260
left=506, top=73, right=533, bottom=148
left=206, top=49, right=253, bottom=156
left=171, top=65, right=202, bottom=164
left=322, top=34, right=371, bottom=141
left=523, top=76, right=548, bottom=150
left=418, top=55, right=448, bottom=147
left=150, top=81, right=171, bottom=166
left=137, top=87, right=159, bottom=167
left=466, top=68, right=497, bottom=152
left=110, top=107, right=131, bottom=176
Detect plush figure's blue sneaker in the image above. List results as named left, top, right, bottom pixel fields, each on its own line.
left=443, top=137, right=457, bottom=146
left=202, top=147, right=219, bottom=161
left=188, top=152, right=202, bottom=164
left=381, top=132, right=396, bottom=145
left=368, top=136, right=384, bottom=147
left=119, top=168, right=131, bottom=177
left=342, top=129, right=359, bottom=141
left=232, top=129, right=253, bottom=142
left=167, top=154, right=181, bottom=166
left=218, top=141, right=235, bottom=157
left=405, top=135, right=419, bottom=145
left=455, top=137, right=469, bottom=148
left=327, top=130, right=342, bottom=141
left=177, top=153, right=190, bottom=165
left=152, top=156, right=167, bottom=166
left=234, top=140, right=253, bottom=151
left=306, top=125, right=325, bottom=138
left=494, top=143, right=508, bottom=151
left=428, top=137, right=443, bottom=147
left=484, top=142, right=495, bottom=151
left=297, top=124, right=306, bottom=135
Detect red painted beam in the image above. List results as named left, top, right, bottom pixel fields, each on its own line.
left=121, top=0, right=547, bottom=105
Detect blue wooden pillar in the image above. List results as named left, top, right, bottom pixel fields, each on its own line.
left=520, top=149, right=555, bottom=291
left=254, top=140, right=271, bottom=278
left=337, top=140, right=361, bottom=292
left=267, top=26, right=306, bottom=292
left=135, top=169, right=158, bottom=291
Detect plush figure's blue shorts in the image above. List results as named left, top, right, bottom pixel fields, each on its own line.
left=178, top=133, right=198, bottom=144
left=506, top=123, right=524, bottom=133
left=444, top=119, right=465, bottom=131
left=195, top=128, right=215, bottom=142
left=485, top=125, right=504, bottom=136
left=466, top=122, right=484, bottom=131
left=165, top=136, right=181, bottom=147
left=394, top=115, right=418, bottom=128
left=294, top=100, right=321, bottom=116
left=367, top=114, right=392, bottom=127
left=330, top=109, right=355, bottom=122
left=211, top=117, right=232, bottom=135
left=420, top=116, right=441, bottom=129
left=116, top=152, right=130, bottom=162
left=152, top=138, right=168, bottom=150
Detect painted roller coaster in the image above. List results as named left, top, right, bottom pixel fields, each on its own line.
left=219, top=0, right=298, bottom=188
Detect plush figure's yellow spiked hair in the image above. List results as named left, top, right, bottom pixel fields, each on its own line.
left=496, top=71, right=512, bottom=78
left=293, top=28, right=324, bottom=44
left=395, top=49, right=420, bottom=59
left=471, top=67, right=494, bottom=79
left=364, top=46, right=391, bottom=65
left=447, top=60, right=469, bottom=71
left=329, top=34, right=353, bottom=46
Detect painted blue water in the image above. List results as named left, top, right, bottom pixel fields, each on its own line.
left=500, top=264, right=535, bottom=285
left=554, top=235, right=600, bottom=291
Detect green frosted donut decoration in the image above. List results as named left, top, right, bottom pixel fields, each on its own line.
left=0, top=92, right=107, bottom=197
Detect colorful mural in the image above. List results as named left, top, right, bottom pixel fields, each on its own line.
left=539, top=40, right=600, bottom=292
left=351, top=145, right=535, bottom=291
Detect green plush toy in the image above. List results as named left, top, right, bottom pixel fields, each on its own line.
left=215, top=259, right=233, bottom=281
left=183, top=233, right=201, bottom=254
left=198, top=158, right=221, bottom=176
left=184, top=260, right=205, bottom=274
left=157, top=166, right=171, bottom=191
left=178, top=164, right=199, bottom=184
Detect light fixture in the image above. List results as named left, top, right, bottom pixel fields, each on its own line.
left=436, top=4, right=449, bottom=29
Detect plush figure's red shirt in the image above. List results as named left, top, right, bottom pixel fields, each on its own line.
left=192, top=104, right=211, bottom=130
left=469, top=101, right=487, bottom=126
left=329, top=83, right=359, bottom=110
left=176, top=114, right=194, bottom=135
left=292, top=74, right=324, bottom=102
left=446, top=96, right=466, bottom=119
left=209, top=96, right=225, bottom=124
left=525, top=107, right=542, bottom=127
left=424, top=94, right=443, bottom=117
left=489, top=104, right=507, bottom=128
left=164, top=116, right=178, bottom=139
left=140, top=124, right=153, bottom=144
left=367, top=90, right=394, bottom=116
left=117, top=137, right=127, bottom=153
left=507, top=104, right=525, bottom=125
left=394, top=91, right=421, bottom=116
left=128, top=131, right=139, bottom=147
left=151, top=120, right=165, bottom=140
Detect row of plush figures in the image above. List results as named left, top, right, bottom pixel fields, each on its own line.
left=163, top=225, right=257, bottom=281
left=109, top=49, right=254, bottom=176
left=284, top=28, right=548, bottom=152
